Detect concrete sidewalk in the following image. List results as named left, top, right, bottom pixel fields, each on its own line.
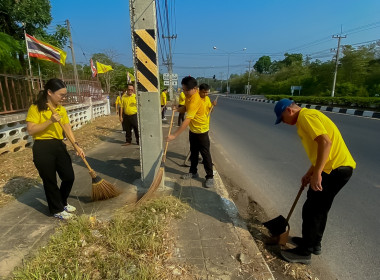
left=0, top=115, right=274, bottom=279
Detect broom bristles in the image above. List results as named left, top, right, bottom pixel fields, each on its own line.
left=92, top=178, right=121, bottom=201
left=135, top=168, right=163, bottom=206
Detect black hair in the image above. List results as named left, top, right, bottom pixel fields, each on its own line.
left=199, top=83, right=210, bottom=91
left=181, top=76, right=197, bottom=90
left=125, top=83, right=134, bottom=91
left=34, top=78, right=66, bottom=111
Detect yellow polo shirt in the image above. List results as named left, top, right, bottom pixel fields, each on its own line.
left=115, top=95, right=121, bottom=106
left=26, top=104, right=69, bottom=140
left=296, top=108, right=356, bottom=174
left=205, top=96, right=213, bottom=123
left=121, top=94, right=137, bottom=115
left=186, top=91, right=209, bottom=133
left=205, top=96, right=212, bottom=112
left=161, top=91, right=167, bottom=106
left=178, top=91, right=186, bottom=105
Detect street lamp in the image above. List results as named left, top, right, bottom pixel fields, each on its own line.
left=213, top=46, right=246, bottom=94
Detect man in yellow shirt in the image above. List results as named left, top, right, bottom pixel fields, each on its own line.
left=115, top=94, right=121, bottom=115
left=167, top=76, right=214, bottom=188
left=177, top=90, right=186, bottom=126
left=274, top=98, right=356, bottom=264
left=160, top=88, right=167, bottom=120
left=119, top=84, right=139, bottom=146
left=116, top=91, right=127, bottom=133
left=199, top=83, right=217, bottom=119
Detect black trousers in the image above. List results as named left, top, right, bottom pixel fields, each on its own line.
left=122, top=113, right=139, bottom=144
left=302, top=166, right=353, bottom=249
left=189, top=131, right=213, bottom=179
left=32, top=139, right=75, bottom=214
left=161, top=105, right=166, bottom=119
left=178, top=105, right=185, bottom=126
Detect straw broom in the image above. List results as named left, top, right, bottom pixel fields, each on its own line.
left=135, top=107, right=175, bottom=206
left=46, top=103, right=121, bottom=201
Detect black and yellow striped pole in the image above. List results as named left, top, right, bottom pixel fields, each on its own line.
left=134, top=29, right=159, bottom=92
left=129, top=0, right=163, bottom=187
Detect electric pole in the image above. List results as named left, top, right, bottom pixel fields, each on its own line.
left=66, top=20, right=80, bottom=94
left=219, top=72, right=224, bottom=93
left=246, top=60, right=253, bottom=95
left=331, top=34, right=346, bottom=97
left=162, top=34, right=177, bottom=100
left=129, top=0, right=162, bottom=187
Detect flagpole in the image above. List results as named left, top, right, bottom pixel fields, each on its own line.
left=59, top=65, right=64, bottom=81
left=23, top=28, right=34, bottom=89
left=37, top=62, right=43, bottom=88
left=66, top=19, right=80, bottom=95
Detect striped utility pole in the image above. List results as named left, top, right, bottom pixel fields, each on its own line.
left=129, top=0, right=162, bottom=187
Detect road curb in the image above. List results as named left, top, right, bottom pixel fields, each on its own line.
left=225, top=95, right=380, bottom=119
left=213, top=169, right=275, bottom=280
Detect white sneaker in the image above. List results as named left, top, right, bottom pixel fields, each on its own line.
left=54, top=211, right=74, bottom=220
left=64, top=204, right=76, bottom=213
left=162, top=117, right=167, bottom=120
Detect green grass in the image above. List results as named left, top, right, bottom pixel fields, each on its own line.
left=13, top=196, right=189, bottom=280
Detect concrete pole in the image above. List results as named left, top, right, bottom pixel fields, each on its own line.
left=227, top=53, right=230, bottom=94
left=247, top=60, right=253, bottom=95
left=129, top=0, right=162, bottom=187
left=331, top=35, right=346, bottom=97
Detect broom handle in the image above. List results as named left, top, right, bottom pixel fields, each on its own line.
left=46, top=103, right=93, bottom=172
left=286, top=185, right=305, bottom=222
left=208, top=95, right=219, bottom=116
left=162, top=108, right=175, bottom=163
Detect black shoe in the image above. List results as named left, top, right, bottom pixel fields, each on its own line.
left=281, top=247, right=311, bottom=265
left=291, top=237, right=321, bottom=255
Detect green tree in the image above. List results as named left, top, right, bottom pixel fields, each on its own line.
left=254, top=56, right=271, bottom=74
left=282, top=53, right=303, bottom=67
left=0, top=0, right=68, bottom=73
left=339, top=45, right=375, bottom=86
left=0, top=32, right=22, bottom=72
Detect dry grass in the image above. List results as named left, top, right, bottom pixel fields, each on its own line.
left=246, top=199, right=317, bottom=280
left=12, top=196, right=194, bottom=280
left=0, top=115, right=121, bottom=208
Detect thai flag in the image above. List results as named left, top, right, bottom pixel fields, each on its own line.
left=25, top=34, right=66, bottom=65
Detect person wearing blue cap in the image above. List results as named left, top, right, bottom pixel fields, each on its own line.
left=274, top=98, right=356, bottom=264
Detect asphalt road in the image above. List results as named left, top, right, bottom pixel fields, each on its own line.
left=209, top=96, right=380, bottom=280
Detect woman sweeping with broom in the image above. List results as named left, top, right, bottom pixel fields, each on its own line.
left=26, top=78, right=85, bottom=220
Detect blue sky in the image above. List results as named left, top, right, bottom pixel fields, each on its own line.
left=50, top=0, right=380, bottom=80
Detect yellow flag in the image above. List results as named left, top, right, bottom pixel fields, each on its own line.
left=96, top=61, right=113, bottom=74
left=127, top=71, right=135, bottom=83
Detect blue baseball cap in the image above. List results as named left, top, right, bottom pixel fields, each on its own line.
left=274, top=99, right=294, bottom=124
